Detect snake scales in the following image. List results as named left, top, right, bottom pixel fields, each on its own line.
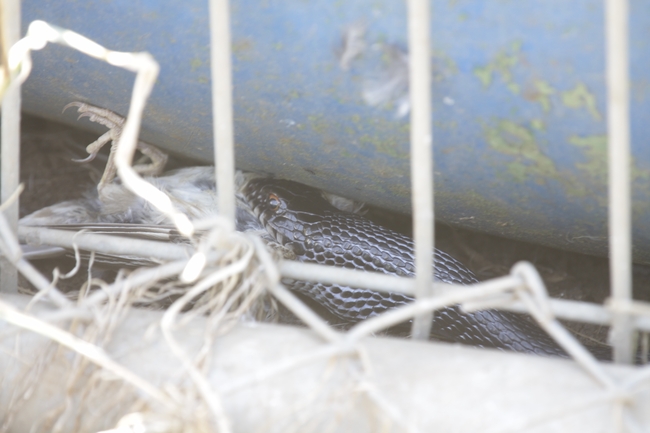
left=19, top=103, right=616, bottom=359
left=241, top=177, right=570, bottom=357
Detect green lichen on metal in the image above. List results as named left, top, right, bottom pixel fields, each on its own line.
left=569, top=133, right=650, bottom=184
left=473, top=41, right=522, bottom=95
left=340, top=148, right=354, bottom=158
left=485, top=119, right=556, bottom=184
left=432, top=49, right=459, bottom=81
left=307, top=114, right=328, bottom=135
left=190, top=58, right=203, bottom=71
left=505, top=162, right=529, bottom=183
left=567, top=134, right=611, bottom=206
left=355, top=116, right=410, bottom=160
left=633, top=166, right=650, bottom=181
left=387, top=180, right=409, bottom=200
left=474, top=65, right=493, bottom=87
left=504, top=81, right=520, bottom=96
left=530, top=119, right=546, bottom=131
left=561, top=83, right=602, bottom=120
left=286, top=89, right=300, bottom=100
left=232, top=38, right=255, bottom=62
left=232, top=38, right=253, bottom=54
left=360, top=134, right=409, bottom=160
left=532, top=79, right=555, bottom=112
left=369, top=161, right=409, bottom=198
left=568, top=134, right=607, bottom=181
left=276, top=136, right=299, bottom=164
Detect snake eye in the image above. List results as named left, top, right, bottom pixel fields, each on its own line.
left=268, top=193, right=281, bottom=212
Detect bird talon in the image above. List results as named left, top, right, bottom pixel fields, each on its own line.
left=62, top=101, right=84, bottom=113
left=65, top=101, right=125, bottom=128
left=64, top=101, right=168, bottom=197
left=71, top=153, right=98, bottom=164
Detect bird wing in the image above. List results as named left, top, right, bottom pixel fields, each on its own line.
left=19, top=223, right=188, bottom=266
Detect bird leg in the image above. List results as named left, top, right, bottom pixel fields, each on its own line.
left=63, top=102, right=168, bottom=197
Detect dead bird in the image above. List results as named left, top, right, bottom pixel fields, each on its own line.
left=17, top=102, right=579, bottom=358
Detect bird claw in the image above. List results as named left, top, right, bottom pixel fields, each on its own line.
left=71, top=152, right=97, bottom=164
left=64, top=101, right=169, bottom=199
left=63, top=102, right=125, bottom=130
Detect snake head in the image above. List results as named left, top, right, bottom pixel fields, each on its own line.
left=241, top=178, right=336, bottom=246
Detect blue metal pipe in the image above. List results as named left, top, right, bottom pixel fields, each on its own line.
left=18, top=0, right=650, bottom=261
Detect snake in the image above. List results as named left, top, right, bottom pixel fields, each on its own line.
left=21, top=163, right=604, bottom=358
left=241, top=177, right=570, bottom=357
left=16, top=102, right=610, bottom=358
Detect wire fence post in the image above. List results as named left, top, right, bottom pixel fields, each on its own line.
left=605, top=0, right=634, bottom=364
left=209, top=0, right=236, bottom=230
left=408, top=0, right=435, bottom=340
left=0, top=0, right=21, bottom=294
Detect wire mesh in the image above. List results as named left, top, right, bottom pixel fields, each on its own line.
left=407, top=0, right=434, bottom=340
left=0, top=0, right=648, bottom=431
left=0, top=0, right=21, bottom=294
left=605, top=0, right=634, bottom=364
left=210, top=0, right=237, bottom=230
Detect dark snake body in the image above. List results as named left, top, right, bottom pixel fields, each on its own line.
left=242, top=178, right=568, bottom=357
